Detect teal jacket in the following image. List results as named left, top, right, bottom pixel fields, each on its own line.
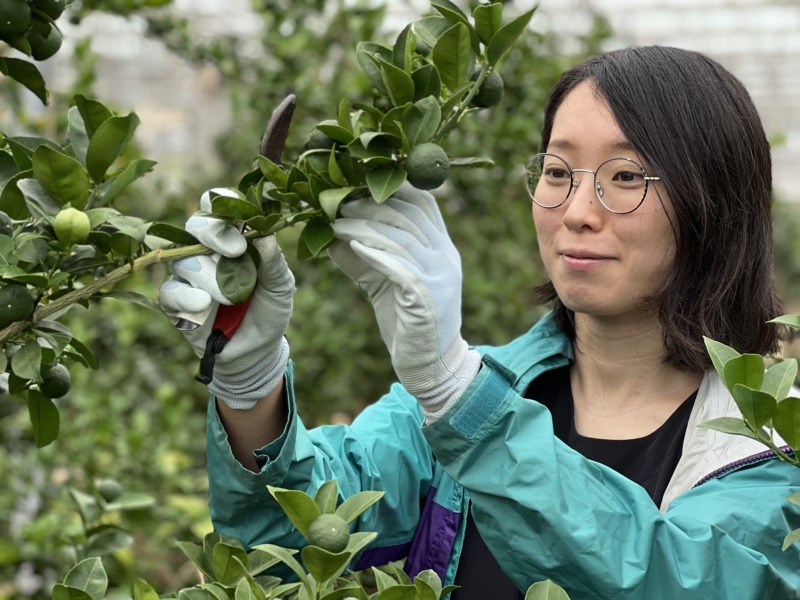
left=206, top=315, right=800, bottom=598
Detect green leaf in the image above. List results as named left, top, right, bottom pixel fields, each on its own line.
left=524, top=579, right=571, bottom=600
left=102, top=492, right=155, bottom=512
left=85, top=114, right=140, bottom=183
left=0, top=57, right=48, bottom=104
left=17, top=178, right=60, bottom=219
left=487, top=7, right=537, bottom=67
left=378, top=585, right=417, bottom=600
left=67, top=106, right=90, bottom=166
left=723, top=354, right=765, bottom=393
left=299, top=217, right=335, bottom=258
left=783, top=527, right=800, bottom=551
left=450, top=157, right=495, bottom=168
left=412, top=16, right=451, bottom=50
left=411, top=64, right=442, bottom=102
left=62, top=557, right=108, bottom=600
left=432, top=23, right=472, bottom=92
left=245, top=548, right=281, bottom=576
left=788, top=492, right=800, bottom=507
left=431, top=0, right=480, bottom=54
left=703, top=336, right=741, bottom=380
left=315, top=480, right=339, bottom=514
left=234, top=578, right=258, bottom=600
left=328, top=149, right=349, bottom=187
left=300, top=545, right=351, bottom=585
left=319, top=187, right=354, bottom=221
left=177, top=541, right=215, bottom=580
left=212, top=542, right=248, bottom=585
left=473, top=2, right=503, bottom=45
left=209, top=190, right=260, bottom=220
left=85, top=527, right=134, bottom=557
left=249, top=544, right=311, bottom=592
left=257, top=156, right=289, bottom=188
left=110, top=232, right=139, bottom=258
left=402, top=96, right=441, bottom=147
left=27, top=388, right=60, bottom=448
left=414, top=570, right=442, bottom=600
left=100, top=159, right=157, bottom=205
left=147, top=222, right=199, bottom=246
left=52, top=586, right=93, bottom=600
left=345, top=531, right=378, bottom=555
left=102, top=290, right=158, bottom=310
left=1, top=170, right=32, bottom=219
left=696, top=416, right=757, bottom=440
left=372, top=567, right=400, bottom=593
left=366, top=166, right=406, bottom=204
left=731, top=384, right=776, bottom=429
left=75, top=95, right=113, bottom=139
left=132, top=580, right=160, bottom=600
left=334, top=490, right=384, bottom=525
left=316, top=123, right=355, bottom=145
left=12, top=340, right=42, bottom=382
left=337, top=98, right=352, bottom=131
left=774, top=397, right=800, bottom=448
left=392, top=23, right=415, bottom=72
left=769, top=315, right=800, bottom=331
left=67, top=336, right=98, bottom=369
left=216, top=252, right=257, bottom=305
left=763, top=359, right=798, bottom=401
left=267, top=486, right=321, bottom=538
left=356, top=42, right=393, bottom=92
left=380, top=60, right=415, bottom=107
left=31, top=146, right=91, bottom=209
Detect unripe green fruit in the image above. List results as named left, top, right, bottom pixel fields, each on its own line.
left=469, top=70, right=504, bottom=108
left=54, top=207, right=91, bottom=246
left=373, top=96, right=393, bottom=113
left=40, top=363, right=71, bottom=398
left=306, top=128, right=335, bottom=150
left=0, top=284, right=35, bottom=329
left=0, top=0, right=31, bottom=34
left=307, top=513, right=350, bottom=553
left=405, top=142, right=450, bottom=190
left=97, top=478, right=123, bottom=502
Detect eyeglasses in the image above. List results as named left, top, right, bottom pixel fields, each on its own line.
left=524, top=153, right=661, bottom=214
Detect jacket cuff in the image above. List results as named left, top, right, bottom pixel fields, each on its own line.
left=422, top=354, right=516, bottom=464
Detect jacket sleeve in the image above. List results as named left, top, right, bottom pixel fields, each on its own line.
left=206, top=361, right=434, bottom=552
left=422, top=357, right=800, bottom=598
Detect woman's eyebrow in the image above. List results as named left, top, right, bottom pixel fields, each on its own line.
left=547, top=139, right=635, bottom=153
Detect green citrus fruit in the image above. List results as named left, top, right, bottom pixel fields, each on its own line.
left=307, top=513, right=350, bottom=553
left=27, top=23, right=62, bottom=60
left=405, top=142, right=450, bottom=190
left=31, top=0, right=67, bottom=20
left=97, top=478, right=123, bottom=502
left=0, top=0, right=31, bottom=34
left=0, top=284, right=35, bottom=329
left=0, top=211, right=13, bottom=237
left=40, top=362, right=71, bottom=398
left=373, top=96, right=393, bottom=113
left=54, top=207, right=91, bottom=246
left=469, top=70, right=504, bottom=108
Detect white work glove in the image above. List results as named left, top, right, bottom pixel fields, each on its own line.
left=329, top=183, right=481, bottom=423
left=159, top=188, right=294, bottom=409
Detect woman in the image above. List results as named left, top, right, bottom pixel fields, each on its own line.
left=159, top=46, right=800, bottom=598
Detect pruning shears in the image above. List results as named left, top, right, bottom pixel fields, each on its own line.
left=188, top=93, right=297, bottom=385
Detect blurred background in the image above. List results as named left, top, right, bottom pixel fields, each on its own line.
left=1, top=0, right=798, bottom=596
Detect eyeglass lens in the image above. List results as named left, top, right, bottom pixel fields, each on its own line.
left=525, top=153, right=648, bottom=214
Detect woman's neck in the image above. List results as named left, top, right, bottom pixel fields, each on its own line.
left=569, top=311, right=703, bottom=439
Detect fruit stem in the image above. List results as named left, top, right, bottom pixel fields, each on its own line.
left=433, top=64, right=490, bottom=144
left=0, top=217, right=291, bottom=345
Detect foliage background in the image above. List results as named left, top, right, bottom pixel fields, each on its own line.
left=0, top=0, right=796, bottom=597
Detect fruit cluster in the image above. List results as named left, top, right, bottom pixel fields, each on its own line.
left=0, top=0, right=65, bottom=61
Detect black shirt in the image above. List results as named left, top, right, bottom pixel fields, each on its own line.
left=450, top=365, right=697, bottom=600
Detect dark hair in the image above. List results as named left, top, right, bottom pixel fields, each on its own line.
left=535, top=45, right=782, bottom=370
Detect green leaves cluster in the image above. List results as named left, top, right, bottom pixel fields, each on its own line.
left=153, top=1, right=537, bottom=272
left=1, top=94, right=160, bottom=447
left=55, top=479, right=571, bottom=599
left=701, top=315, right=800, bottom=551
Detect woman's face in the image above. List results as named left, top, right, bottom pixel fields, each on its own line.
left=533, top=81, right=676, bottom=322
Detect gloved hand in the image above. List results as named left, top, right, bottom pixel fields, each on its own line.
left=159, top=188, right=294, bottom=409
left=329, top=183, right=481, bottom=422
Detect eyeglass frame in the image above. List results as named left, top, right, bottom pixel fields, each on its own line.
left=524, top=152, right=661, bottom=215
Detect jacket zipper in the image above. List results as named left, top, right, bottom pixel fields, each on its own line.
left=693, top=445, right=795, bottom=487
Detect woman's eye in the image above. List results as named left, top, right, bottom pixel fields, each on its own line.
left=613, top=170, right=644, bottom=184
left=545, top=168, right=570, bottom=180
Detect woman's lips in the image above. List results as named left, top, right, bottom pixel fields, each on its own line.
left=559, top=251, right=614, bottom=271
